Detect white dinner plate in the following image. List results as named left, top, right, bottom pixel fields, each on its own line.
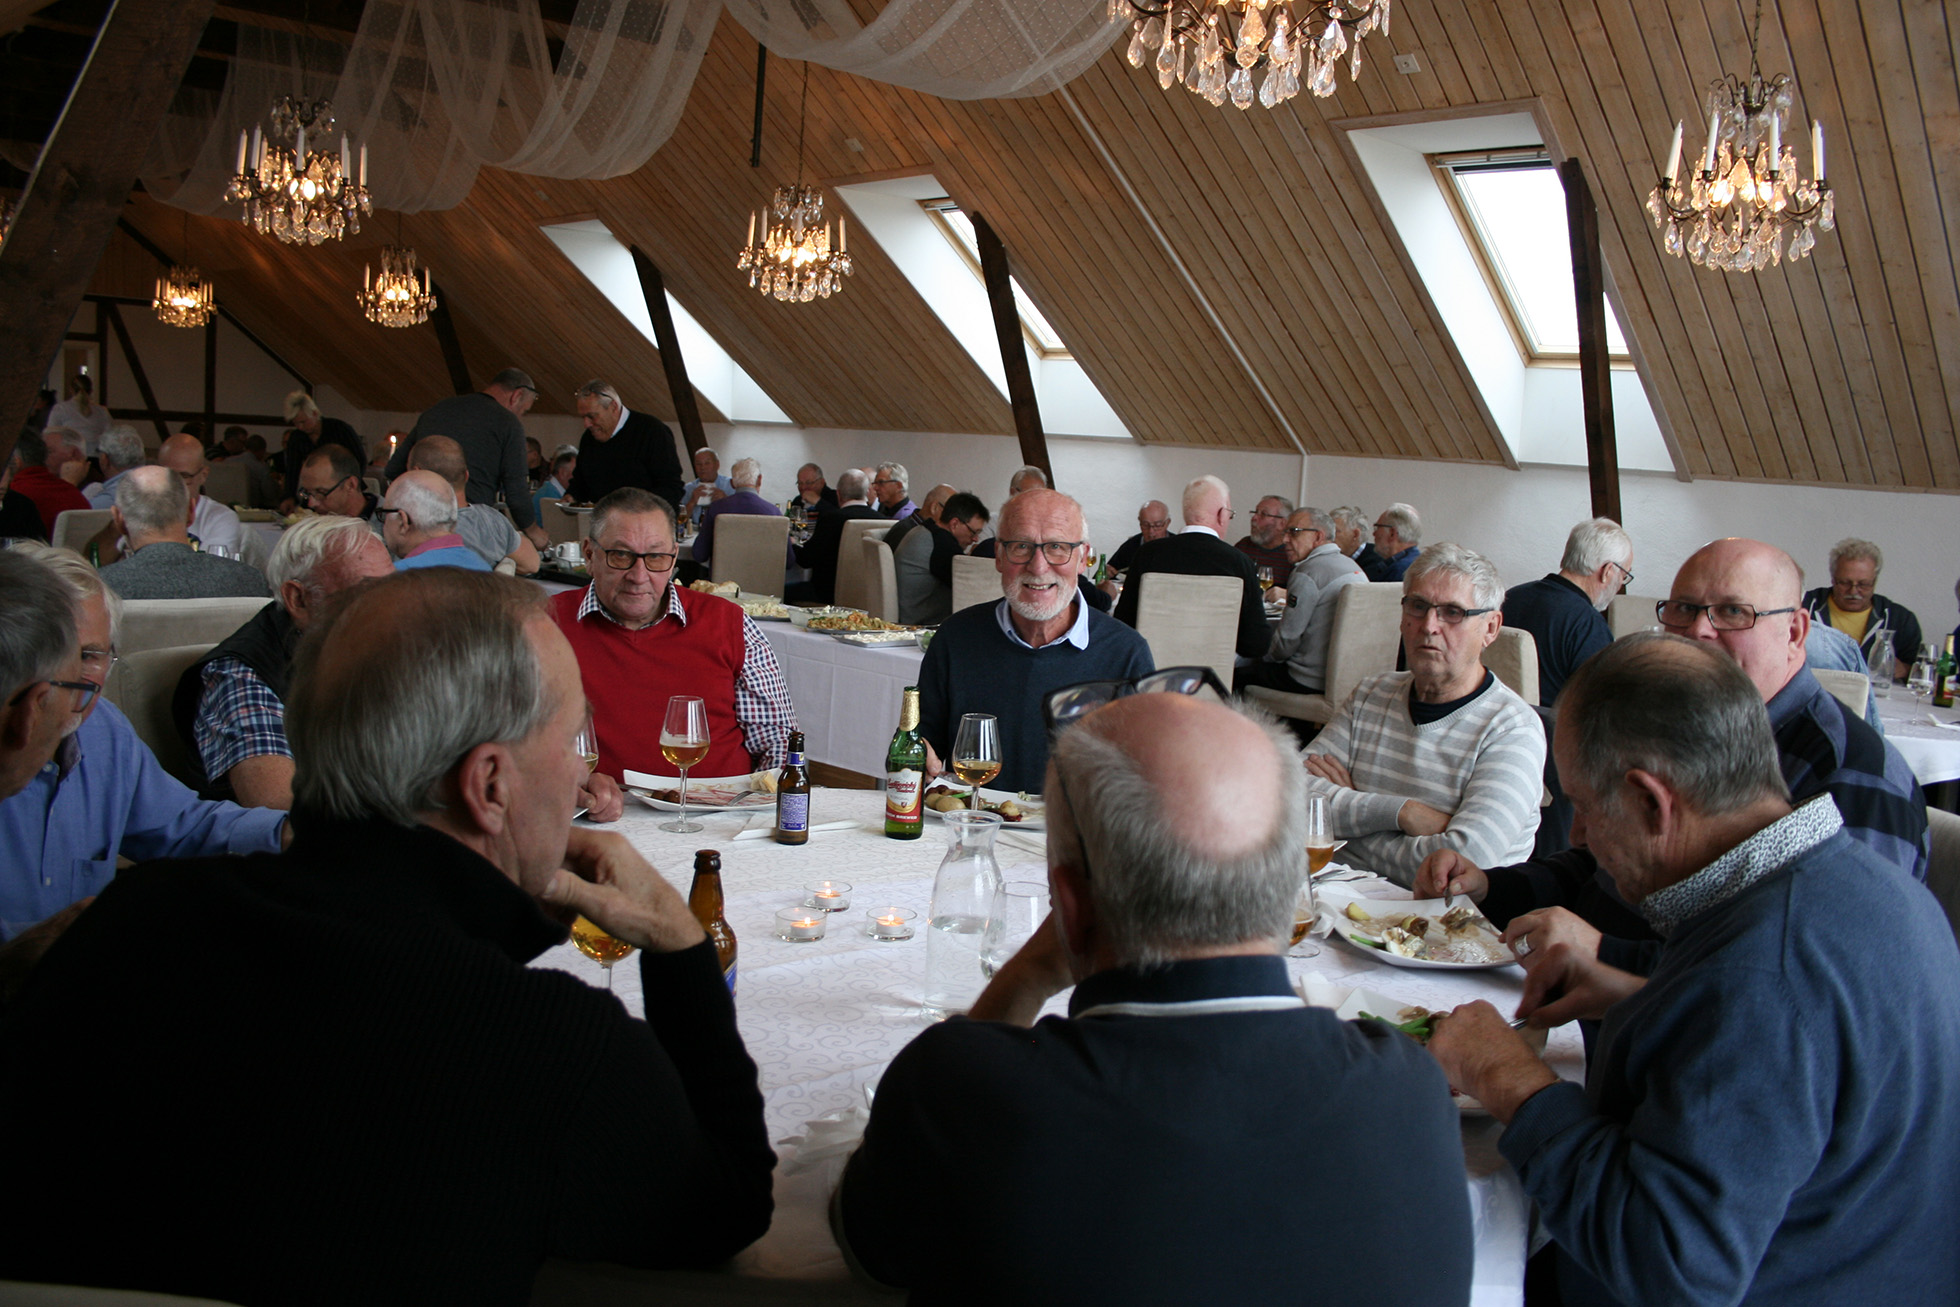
left=921, top=785, right=1045, bottom=832
left=1316, top=892, right=1518, bottom=971
left=623, top=771, right=775, bottom=812
left=1300, top=980, right=1530, bottom=1115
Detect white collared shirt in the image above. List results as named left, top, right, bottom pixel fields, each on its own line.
left=1182, top=525, right=1221, bottom=540
left=994, top=595, right=1090, bottom=652
left=612, top=405, right=630, bottom=437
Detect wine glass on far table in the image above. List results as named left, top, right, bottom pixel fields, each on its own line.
left=570, top=915, right=635, bottom=991
left=1257, top=565, right=1275, bottom=594
left=571, top=716, right=599, bottom=822
left=1909, top=653, right=1937, bottom=707
left=660, top=695, right=710, bottom=834
left=1293, top=793, right=1331, bottom=958
left=951, top=713, right=1001, bottom=811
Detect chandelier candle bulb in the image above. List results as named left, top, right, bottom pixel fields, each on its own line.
left=1813, top=120, right=1823, bottom=180
left=235, top=131, right=248, bottom=174
left=1702, top=108, right=1720, bottom=175
left=839, top=217, right=846, bottom=252
left=1664, top=120, right=1683, bottom=184
left=359, top=144, right=367, bottom=187
left=1768, top=112, right=1779, bottom=174
left=250, top=126, right=262, bottom=169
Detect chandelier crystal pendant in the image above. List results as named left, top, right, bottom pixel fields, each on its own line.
left=358, top=244, right=437, bottom=327
left=735, top=63, right=853, bottom=303
left=1111, top=0, right=1390, bottom=110
left=226, top=96, right=372, bottom=246
left=1645, top=0, right=1832, bottom=273
left=153, top=265, right=215, bottom=328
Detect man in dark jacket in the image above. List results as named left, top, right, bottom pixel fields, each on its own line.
left=278, top=389, right=365, bottom=514
left=1113, top=474, right=1268, bottom=659
left=791, top=467, right=882, bottom=604
left=1800, top=537, right=1922, bottom=679
left=565, top=378, right=685, bottom=510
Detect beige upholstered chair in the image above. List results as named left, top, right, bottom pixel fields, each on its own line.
left=1927, top=808, right=1960, bottom=945
left=1481, top=627, right=1540, bottom=704
left=860, top=535, right=900, bottom=624
left=119, top=597, right=273, bottom=658
left=51, top=508, right=112, bottom=556
left=950, top=553, right=997, bottom=614
left=1608, top=593, right=1662, bottom=640
left=1811, top=668, right=1871, bottom=717
left=493, top=557, right=518, bottom=576
left=832, top=519, right=889, bottom=612
left=203, top=459, right=250, bottom=507
left=1133, top=573, right=1241, bottom=689
left=710, top=514, right=792, bottom=598
left=105, top=642, right=214, bottom=789
left=363, top=476, right=383, bottom=498
left=1242, top=582, right=1405, bottom=725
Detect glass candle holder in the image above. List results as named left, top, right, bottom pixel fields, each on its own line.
left=775, top=907, right=827, bottom=942
left=865, top=907, right=918, bottom=941
left=805, top=880, right=852, bottom=913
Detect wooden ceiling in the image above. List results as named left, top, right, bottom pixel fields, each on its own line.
left=58, top=1, right=1960, bottom=491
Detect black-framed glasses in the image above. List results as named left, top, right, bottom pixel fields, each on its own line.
left=298, top=477, right=352, bottom=505
left=1607, top=559, right=1634, bottom=587
left=997, top=539, right=1084, bottom=566
left=7, top=678, right=99, bottom=713
left=871, top=477, right=898, bottom=487
left=374, top=506, right=407, bottom=524
left=1656, top=600, right=1795, bottom=631
left=1042, top=666, right=1230, bottom=734
left=597, top=546, right=678, bottom=573
left=1401, top=596, right=1494, bottom=625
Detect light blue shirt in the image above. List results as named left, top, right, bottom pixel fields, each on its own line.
left=682, top=474, right=735, bottom=526
left=83, top=470, right=128, bottom=510
left=993, top=595, right=1091, bottom=652
left=1805, top=624, right=1883, bottom=730
left=0, top=699, right=285, bottom=940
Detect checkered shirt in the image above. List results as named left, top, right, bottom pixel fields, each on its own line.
left=193, top=656, right=292, bottom=783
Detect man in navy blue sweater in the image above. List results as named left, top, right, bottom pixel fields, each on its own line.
left=1430, top=634, right=1960, bottom=1306
left=1500, top=516, right=1632, bottom=707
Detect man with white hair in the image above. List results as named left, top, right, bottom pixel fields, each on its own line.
left=883, top=482, right=955, bottom=555
left=1304, top=543, right=1545, bottom=884
left=691, top=456, right=787, bottom=566
left=98, top=467, right=270, bottom=601
left=566, top=379, right=684, bottom=509
left=276, top=390, right=364, bottom=514
left=380, top=471, right=489, bottom=572
left=790, top=468, right=882, bottom=604
left=158, top=432, right=244, bottom=558
left=1329, top=505, right=1370, bottom=563
left=681, top=447, right=733, bottom=528
left=387, top=367, right=546, bottom=549
left=82, top=425, right=148, bottom=509
left=871, top=461, right=916, bottom=522
left=1801, top=537, right=1922, bottom=679
left=917, top=489, right=1152, bottom=794
left=1358, top=502, right=1421, bottom=582
left=10, top=426, right=91, bottom=536
left=1501, top=517, right=1634, bottom=706
left=1112, top=474, right=1270, bottom=659
left=836, top=687, right=1472, bottom=1300
left=407, top=435, right=540, bottom=574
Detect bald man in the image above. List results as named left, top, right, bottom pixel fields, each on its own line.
left=836, top=690, right=1473, bottom=1301
left=380, top=471, right=490, bottom=573
left=158, top=433, right=244, bottom=557
left=407, top=435, right=540, bottom=574
left=1113, top=475, right=1269, bottom=658
left=1420, top=537, right=1928, bottom=965
left=1106, top=500, right=1171, bottom=573
left=883, top=482, right=955, bottom=555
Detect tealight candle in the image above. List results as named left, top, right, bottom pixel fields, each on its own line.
left=805, top=880, right=852, bottom=913
left=866, top=907, right=917, bottom=941
left=776, top=908, right=827, bottom=942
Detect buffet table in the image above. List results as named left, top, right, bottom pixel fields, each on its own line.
left=529, top=789, right=1580, bottom=1307
left=758, top=624, right=926, bottom=778
left=1876, top=696, right=1960, bottom=785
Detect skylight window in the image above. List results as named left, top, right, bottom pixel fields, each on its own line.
left=1434, top=152, right=1629, bottom=362
left=919, top=198, right=1071, bottom=359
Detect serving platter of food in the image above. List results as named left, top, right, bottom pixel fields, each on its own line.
left=921, top=784, right=1044, bottom=829
left=623, top=770, right=778, bottom=812
left=787, top=605, right=863, bottom=628
left=1315, top=892, right=1517, bottom=970
left=737, top=595, right=793, bottom=621
left=828, top=629, right=925, bottom=647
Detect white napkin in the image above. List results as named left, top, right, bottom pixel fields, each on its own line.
left=733, top=819, right=859, bottom=842
left=778, top=1105, right=871, bottom=1176
left=1925, top=714, right=1960, bottom=731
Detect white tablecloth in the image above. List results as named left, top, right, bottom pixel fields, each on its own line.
left=532, top=791, right=1580, bottom=1305
left=759, top=624, right=926, bottom=778
left=1876, top=696, right=1960, bottom=784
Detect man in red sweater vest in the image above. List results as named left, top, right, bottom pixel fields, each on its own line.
left=550, top=488, right=795, bottom=789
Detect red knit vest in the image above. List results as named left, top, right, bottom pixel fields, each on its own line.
left=550, top=588, right=755, bottom=781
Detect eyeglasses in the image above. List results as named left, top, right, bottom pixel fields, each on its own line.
left=374, top=506, right=407, bottom=524
left=597, top=546, right=678, bottom=573
left=1608, top=559, right=1635, bottom=587
left=1139, top=520, right=1170, bottom=531
left=1401, top=596, right=1495, bottom=625
left=1655, top=600, right=1796, bottom=631
left=1833, top=578, right=1875, bottom=592
left=1283, top=525, right=1322, bottom=537
left=79, top=646, right=119, bottom=682
left=871, top=477, right=898, bottom=487
left=1252, top=509, right=1288, bottom=522
left=997, top=539, right=1084, bottom=566
left=1042, top=666, right=1231, bottom=734
left=298, top=477, right=352, bottom=504
left=7, top=678, right=99, bottom=713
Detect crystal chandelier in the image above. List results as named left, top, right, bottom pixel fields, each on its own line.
left=226, top=96, right=371, bottom=246
left=735, top=63, right=853, bottom=303
left=1111, top=0, right=1390, bottom=110
left=1645, top=0, right=1832, bottom=273
left=153, top=265, right=215, bottom=328
left=358, top=244, right=437, bottom=327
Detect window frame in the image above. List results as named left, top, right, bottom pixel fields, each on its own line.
left=918, top=197, right=1072, bottom=361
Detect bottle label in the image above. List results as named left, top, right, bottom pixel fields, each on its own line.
left=886, top=768, right=924, bottom=824
left=723, top=961, right=737, bottom=995
left=778, top=792, right=810, bottom=832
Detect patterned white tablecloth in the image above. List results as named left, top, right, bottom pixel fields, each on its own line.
left=531, top=791, right=1579, bottom=1306
left=1876, top=696, right=1960, bottom=785
left=758, top=623, right=926, bottom=778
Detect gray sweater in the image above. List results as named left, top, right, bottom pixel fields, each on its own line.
left=99, top=542, right=271, bottom=601
left=1266, top=542, right=1365, bottom=691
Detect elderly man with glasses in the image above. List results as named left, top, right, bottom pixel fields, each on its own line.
left=1801, top=537, right=1922, bottom=680
left=1501, top=517, right=1634, bottom=707
left=1233, top=494, right=1294, bottom=574
left=1237, top=505, right=1366, bottom=697
left=296, top=444, right=378, bottom=521
left=1302, top=543, right=1545, bottom=886
left=1113, top=475, right=1271, bottom=660
left=0, top=547, right=285, bottom=945
left=564, top=378, right=685, bottom=510
left=916, top=489, right=1152, bottom=795
left=1106, top=500, right=1172, bottom=574
left=551, top=487, right=795, bottom=786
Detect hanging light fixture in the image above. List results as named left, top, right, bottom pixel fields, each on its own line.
left=358, top=218, right=437, bottom=327
left=154, top=211, right=215, bottom=329
left=226, top=94, right=371, bottom=246
left=1646, top=0, right=1832, bottom=273
left=1111, top=0, right=1391, bottom=110
left=736, top=63, right=853, bottom=303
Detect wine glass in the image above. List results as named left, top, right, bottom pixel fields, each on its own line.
left=571, top=716, right=599, bottom=822
left=1909, top=655, right=1937, bottom=707
left=1257, top=564, right=1275, bottom=594
left=660, top=695, right=710, bottom=833
left=951, top=713, right=1001, bottom=811
left=981, top=881, right=1050, bottom=979
left=1293, top=793, right=1331, bottom=958
left=570, top=915, right=635, bottom=991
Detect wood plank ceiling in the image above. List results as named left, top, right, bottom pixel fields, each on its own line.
left=68, top=0, right=1960, bottom=491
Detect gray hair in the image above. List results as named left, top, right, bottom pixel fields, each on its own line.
left=1561, top=517, right=1633, bottom=575
left=288, top=571, right=557, bottom=827
left=115, top=465, right=190, bottom=538
left=875, top=462, right=909, bottom=494
left=574, top=379, right=622, bottom=408
left=553, top=444, right=580, bottom=460
left=1330, top=505, right=1369, bottom=536
left=1257, top=494, right=1295, bottom=516
left=0, top=552, right=79, bottom=698
left=1295, top=505, right=1334, bottom=534
left=1378, top=502, right=1421, bottom=546
left=1053, top=702, right=1307, bottom=968
left=386, top=475, right=458, bottom=532
left=1828, top=537, right=1883, bottom=574
left=9, top=544, right=120, bottom=650
left=1404, top=542, right=1505, bottom=611
left=1008, top=465, right=1048, bottom=494
left=836, top=468, right=869, bottom=501
left=99, top=425, right=147, bottom=473
left=1561, top=633, right=1788, bottom=818
left=283, top=390, right=320, bottom=423
left=729, top=457, right=762, bottom=489
left=489, top=367, right=537, bottom=394
left=268, top=515, right=378, bottom=595
left=591, top=486, right=675, bottom=542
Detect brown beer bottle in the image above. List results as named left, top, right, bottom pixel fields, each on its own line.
left=776, top=731, right=811, bottom=845
left=688, top=850, right=738, bottom=994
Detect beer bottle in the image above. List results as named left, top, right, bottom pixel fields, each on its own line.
left=885, top=686, right=927, bottom=840
left=688, top=850, right=738, bottom=993
left=1935, top=635, right=1956, bottom=709
left=776, top=731, right=811, bottom=845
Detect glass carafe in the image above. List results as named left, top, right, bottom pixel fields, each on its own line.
left=1866, top=628, right=1896, bottom=698
left=923, top=809, right=1003, bottom=1020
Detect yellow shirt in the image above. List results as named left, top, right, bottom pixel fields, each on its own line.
left=1828, top=598, right=1872, bottom=643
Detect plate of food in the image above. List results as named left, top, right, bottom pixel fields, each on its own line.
left=556, top=502, right=594, bottom=514
left=921, top=784, right=1044, bottom=830
left=829, top=629, right=923, bottom=647
left=787, top=605, right=864, bottom=628
left=1316, top=892, right=1517, bottom=970
left=1298, top=980, right=1543, bottom=1114
left=623, top=770, right=778, bottom=811
left=738, top=595, right=793, bottom=621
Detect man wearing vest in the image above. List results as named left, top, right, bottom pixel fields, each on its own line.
left=550, top=488, right=796, bottom=784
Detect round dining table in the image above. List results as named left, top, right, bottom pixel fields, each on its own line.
left=527, top=787, right=1580, bottom=1307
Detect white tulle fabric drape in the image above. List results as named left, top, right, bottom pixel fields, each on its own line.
left=141, top=0, right=1122, bottom=217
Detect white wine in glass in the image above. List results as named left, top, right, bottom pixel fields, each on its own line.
left=574, top=720, right=599, bottom=776
left=660, top=696, right=710, bottom=833
left=570, top=914, right=635, bottom=990
left=1293, top=794, right=1329, bottom=958
left=951, top=713, right=1001, bottom=811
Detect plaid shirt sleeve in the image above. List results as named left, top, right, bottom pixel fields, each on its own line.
left=192, top=656, right=292, bottom=782
left=734, top=614, right=796, bottom=770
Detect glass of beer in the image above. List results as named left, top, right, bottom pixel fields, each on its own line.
left=659, top=695, right=710, bottom=833
left=1293, top=794, right=1331, bottom=958
left=951, top=713, right=1001, bottom=811
left=570, top=915, right=635, bottom=990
